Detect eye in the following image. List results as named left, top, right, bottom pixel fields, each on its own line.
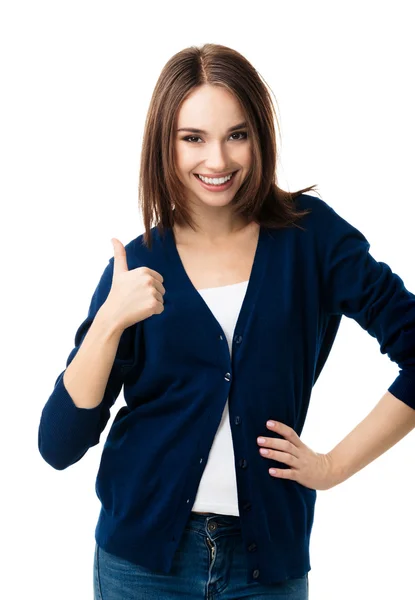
left=181, top=131, right=248, bottom=143
left=182, top=135, right=202, bottom=143
left=229, top=131, right=248, bottom=141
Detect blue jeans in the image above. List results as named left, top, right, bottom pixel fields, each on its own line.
left=93, top=511, right=309, bottom=599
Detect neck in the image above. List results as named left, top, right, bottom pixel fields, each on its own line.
left=173, top=215, right=255, bottom=246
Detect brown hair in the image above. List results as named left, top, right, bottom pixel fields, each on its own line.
left=138, top=43, right=319, bottom=249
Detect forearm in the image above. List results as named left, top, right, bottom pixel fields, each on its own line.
left=63, top=303, right=124, bottom=409
left=327, top=391, right=415, bottom=487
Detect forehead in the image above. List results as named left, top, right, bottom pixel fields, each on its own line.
left=176, top=85, right=245, bottom=128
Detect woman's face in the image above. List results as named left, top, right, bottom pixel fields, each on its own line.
left=174, top=84, right=252, bottom=210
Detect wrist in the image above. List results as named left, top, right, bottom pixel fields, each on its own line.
left=325, top=451, right=348, bottom=488
left=96, top=302, right=125, bottom=338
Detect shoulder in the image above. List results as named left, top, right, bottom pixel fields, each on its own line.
left=294, top=192, right=332, bottom=218
left=294, top=193, right=366, bottom=236
left=294, top=193, right=370, bottom=263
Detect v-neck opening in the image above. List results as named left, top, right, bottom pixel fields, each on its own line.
left=198, top=280, right=249, bottom=292
left=164, top=224, right=270, bottom=340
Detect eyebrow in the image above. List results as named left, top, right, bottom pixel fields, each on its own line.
left=176, top=121, right=247, bottom=134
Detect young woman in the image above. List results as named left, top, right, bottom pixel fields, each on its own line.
left=38, top=43, right=415, bottom=600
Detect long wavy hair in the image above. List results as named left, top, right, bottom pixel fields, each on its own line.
left=138, top=43, right=319, bottom=249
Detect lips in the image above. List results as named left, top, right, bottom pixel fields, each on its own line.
left=194, top=170, right=237, bottom=180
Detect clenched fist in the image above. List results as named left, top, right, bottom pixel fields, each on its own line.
left=104, top=237, right=165, bottom=332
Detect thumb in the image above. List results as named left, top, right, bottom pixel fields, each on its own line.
left=111, top=238, right=128, bottom=276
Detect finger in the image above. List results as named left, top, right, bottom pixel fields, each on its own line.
left=269, top=468, right=294, bottom=479
left=268, top=421, right=299, bottom=446
left=260, top=434, right=300, bottom=458
left=153, top=289, right=164, bottom=304
left=152, top=279, right=166, bottom=296
left=261, top=448, right=297, bottom=466
left=143, top=268, right=164, bottom=284
left=111, top=238, right=129, bottom=276
left=266, top=438, right=300, bottom=459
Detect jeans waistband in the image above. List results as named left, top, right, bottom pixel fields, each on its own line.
left=189, top=511, right=240, bottom=525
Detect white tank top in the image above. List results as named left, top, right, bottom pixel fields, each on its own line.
left=191, top=280, right=249, bottom=516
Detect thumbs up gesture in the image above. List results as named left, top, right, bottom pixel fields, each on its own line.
left=105, top=238, right=165, bottom=332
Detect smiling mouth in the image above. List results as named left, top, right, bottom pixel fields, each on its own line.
left=194, top=170, right=238, bottom=180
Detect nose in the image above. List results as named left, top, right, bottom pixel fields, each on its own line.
left=203, top=141, right=230, bottom=172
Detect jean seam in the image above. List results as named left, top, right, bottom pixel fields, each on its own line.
left=94, top=543, right=104, bottom=600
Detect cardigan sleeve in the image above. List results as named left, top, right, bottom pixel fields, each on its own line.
left=315, top=197, right=415, bottom=410
left=38, top=256, right=141, bottom=470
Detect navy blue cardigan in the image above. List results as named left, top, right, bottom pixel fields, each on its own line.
left=38, top=193, right=415, bottom=584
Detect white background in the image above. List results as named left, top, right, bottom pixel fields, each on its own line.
left=2, top=1, right=415, bottom=598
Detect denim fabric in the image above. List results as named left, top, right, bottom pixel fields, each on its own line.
left=93, top=511, right=309, bottom=599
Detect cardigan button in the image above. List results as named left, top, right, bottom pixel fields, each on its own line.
left=248, top=542, right=257, bottom=552
left=253, top=569, right=260, bottom=579
left=239, top=458, right=248, bottom=469
left=234, top=335, right=243, bottom=344
left=224, top=372, right=231, bottom=381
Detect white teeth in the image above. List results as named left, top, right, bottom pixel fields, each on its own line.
left=197, top=172, right=233, bottom=185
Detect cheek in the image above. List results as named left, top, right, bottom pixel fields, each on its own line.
left=175, top=148, right=195, bottom=172
left=241, top=145, right=253, bottom=165
left=228, top=145, right=252, bottom=169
